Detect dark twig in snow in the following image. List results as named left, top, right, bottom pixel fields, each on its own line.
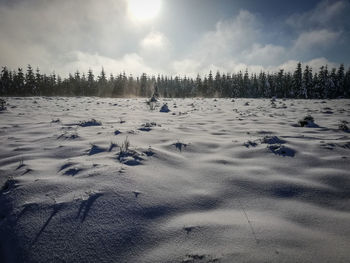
left=237, top=198, right=259, bottom=244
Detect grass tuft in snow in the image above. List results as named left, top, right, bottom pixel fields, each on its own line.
left=299, top=115, right=316, bottom=127
left=339, top=120, right=349, bottom=132
left=0, top=98, right=7, bottom=111
left=108, top=142, right=118, bottom=152
left=243, top=140, right=257, bottom=148
left=114, top=130, right=121, bottom=135
left=78, top=119, right=102, bottom=127
left=51, top=118, right=60, bottom=123
left=116, top=137, right=144, bottom=166
left=16, top=158, right=25, bottom=170
left=173, top=140, right=188, bottom=152
left=146, top=98, right=157, bottom=111
left=1, top=177, right=16, bottom=192
left=119, top=136, right=130, bottom=156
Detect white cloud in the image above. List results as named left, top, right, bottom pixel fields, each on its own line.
left=191, top=10, right=258, bottom=63
left=140, top=31, right=170, bottom=50
left=309, top=0, right=348, bottom=25
left=293, top=29, right=342, bottom=52
left=170, top=10, right=288, bottom=75
left=302, top=57, right=338, bottom=71
left=243, top=44, right=286, bottom=66
left=0, top=1, right=346, bottom=78
left=287, top=0, right=349, bottom=29
left=172, top=59, right=202, bottom=77
left=169, top=7, right=345, bottom=76
left=267, top=57, right=338, bottom=73
left=285, top=1, right=348, bottom=61
left=59, top=51, right=155, bottom=77
left=139, top=31, right=172, bottom=71
left=0, top=0, right=136, bottom=74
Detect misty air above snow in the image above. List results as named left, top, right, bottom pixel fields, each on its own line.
left=0, top=0, right=349, bottom=77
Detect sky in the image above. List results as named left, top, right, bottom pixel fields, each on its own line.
left=0, top=0, right=349, bottom=77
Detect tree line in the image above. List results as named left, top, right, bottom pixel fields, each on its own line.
left=1, top=63, right=350, bottom=98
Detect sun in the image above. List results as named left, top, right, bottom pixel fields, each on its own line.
left=128, top=0, right=161, bottom=21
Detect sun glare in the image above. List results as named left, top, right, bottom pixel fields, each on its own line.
left=128, top=0, right=161, bottom=21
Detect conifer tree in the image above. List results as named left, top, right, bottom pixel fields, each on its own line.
left=25, top=65, right=36, bottom=95
left=1, top=67, right=11, bottom=96
left=14, top=68, right=25, bottom=96
left=293, top=62, right=302, bottom=98
left=344, top=67, right=350, bottom=97
left=336, top=64, right=345, bottom=98
left=301, top=65, right=312, bottom=99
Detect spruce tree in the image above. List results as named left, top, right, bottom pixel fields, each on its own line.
left=293, top=62, right=302, bottom=98
left=25, top=65, right=36, bottom=95
left=1, top=67, right=11, bottom=96
left=87, top=69, right=95, bottom=96
left=14, top=68, right=25, bottom=96
left=344, top=67, right=350, bottom=98
left=301, top=65, right=312, bottom=99
left=336, top=64, right=345, bottom=98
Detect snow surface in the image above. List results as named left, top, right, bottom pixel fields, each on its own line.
left=0, top=97, right=350, bottom=263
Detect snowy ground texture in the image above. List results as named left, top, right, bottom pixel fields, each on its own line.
left=1, top=97, right=350, bottom=263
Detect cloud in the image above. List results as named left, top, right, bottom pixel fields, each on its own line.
left=0, top=0, right=136, bottom=73
left=287, top=0, right=350, bottom=30
left=269, top=57, right=339, bottom=73
left=139, top=31, right=172, bottom=69
left=0, top=0, right=129, bottom=53
left=169, top=7, right=342, bottom=77
left=304, top=57, right=338, bottom=70
left=0, top=0, right=173, bottom=76
left=285, top=1, right=349, bottom=60
left=191, top=10, right=258, bottom=63
left=170, top=10, right=261, bottom=75
left=243, top=44, right=286, bottom=66
left=171, top=10, right=289, bottom=75
left=172, top=59, right=204, bottom=77
left=293, top=29, right=342, bottom=52
left=140, top=31, right=170, bottom=51
left=0, top=0, right=347, bottom=78
left=59, top=51, right=155, bottom=77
